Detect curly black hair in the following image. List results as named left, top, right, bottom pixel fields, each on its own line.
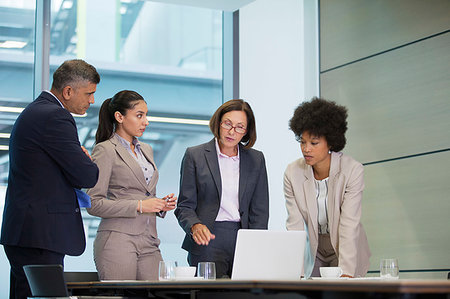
left=289, top=97, right=348, bottom=152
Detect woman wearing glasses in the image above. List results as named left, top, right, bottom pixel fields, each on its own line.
left=284, top=97, right=370, bottom=278
left=175, top=99, right=269, bottom=278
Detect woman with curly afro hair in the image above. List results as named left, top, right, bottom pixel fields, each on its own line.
left=284, top=97, right=371, bottom=278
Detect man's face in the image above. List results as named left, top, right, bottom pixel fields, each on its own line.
left=65, top=82, right=97, bottom=115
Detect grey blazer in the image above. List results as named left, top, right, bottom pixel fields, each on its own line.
left=284, top=151, right=371, bottom=277
left=175, top=139, right=269, bottom=255
left=87, top=134, right=163, bottom=238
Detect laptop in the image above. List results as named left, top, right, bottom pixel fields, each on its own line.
left=231, top=229, right=306, bottom=280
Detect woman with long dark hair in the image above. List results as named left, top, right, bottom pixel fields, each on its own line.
left=87, top=90, right=176, bottom=280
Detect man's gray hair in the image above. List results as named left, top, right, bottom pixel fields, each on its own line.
left=51, top=59, right=100, bottom=92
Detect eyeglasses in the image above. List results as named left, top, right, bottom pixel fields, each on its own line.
left=220, top=121, right=247, bottom=134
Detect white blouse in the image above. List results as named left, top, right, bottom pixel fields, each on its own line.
left=314, top=177, right=329, bottom=234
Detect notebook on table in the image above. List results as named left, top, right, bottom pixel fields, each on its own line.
left=231, top=229, right=306, bottom=280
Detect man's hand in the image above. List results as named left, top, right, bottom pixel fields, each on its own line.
left=81, top=146, right=92, bottom=160
left=191, top=223, right=216, bottom=246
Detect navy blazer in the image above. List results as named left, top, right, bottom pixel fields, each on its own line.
left=175, top=139, right=269, bottom=255
left=0, top=91, right=99, bottom=256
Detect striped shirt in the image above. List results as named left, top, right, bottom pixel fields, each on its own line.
left=115, top=133, right=154, bottom=184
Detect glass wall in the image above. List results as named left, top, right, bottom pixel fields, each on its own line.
left=0, top=0, right=228, bottom=294
left=0, top=1, right=37, bottom=295
left=0, top=0, right=35, bottom=170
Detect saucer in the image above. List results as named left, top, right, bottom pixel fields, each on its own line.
left=311, top=277, right=347, bottom=280
left=174, top=277, right=204, bottom=281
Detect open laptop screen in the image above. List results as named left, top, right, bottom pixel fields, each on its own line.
left=231, top=229, right=306, bottom=280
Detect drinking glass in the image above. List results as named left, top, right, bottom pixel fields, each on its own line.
left=380, top=258, right=399, bottom=279
left=198, top=262, right=216, bottom=280
left=159, top=261, right=175, bottom=281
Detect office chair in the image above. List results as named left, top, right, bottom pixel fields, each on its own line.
left=23, top=264, right=69, bottom=297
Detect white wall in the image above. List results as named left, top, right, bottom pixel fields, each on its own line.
left=239, top=0, right=318, bottom=229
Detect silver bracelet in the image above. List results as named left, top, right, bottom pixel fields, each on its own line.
left=139, top=200, right=143, bottom=214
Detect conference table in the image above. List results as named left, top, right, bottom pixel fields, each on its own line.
left=67, top=278, right=450, bottom=298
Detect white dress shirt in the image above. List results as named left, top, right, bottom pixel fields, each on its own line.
left=214, top=139, right=240, bottom=222
left=315, top=177, right=329, bottom=234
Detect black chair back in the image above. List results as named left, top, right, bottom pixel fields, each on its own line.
left=23, top=264, right=68, bottom=297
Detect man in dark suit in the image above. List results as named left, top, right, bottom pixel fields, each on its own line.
left=0, top=59, right=100, bottom=299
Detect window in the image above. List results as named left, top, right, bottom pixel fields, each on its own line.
left=0, top=0, right=231, bottom=287
left=52, top=0, right=224, bottom=268
left=0, top=2, right=36, bottom=294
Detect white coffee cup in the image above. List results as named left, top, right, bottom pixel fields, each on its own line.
left=174, top=266, right=196, bottom=278
left=320, top=266, right=343, bottom=278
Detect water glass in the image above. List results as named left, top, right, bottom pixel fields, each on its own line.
left=198, top=262, right=216, bottom=280
left=380, top=258, right=399, bottom=279
left=159, top=261, right=175, bottom=281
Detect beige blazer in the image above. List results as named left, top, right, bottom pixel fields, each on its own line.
left=284, top=151, right=371, bottom=277
left=87, top=134, right=163, bottom=238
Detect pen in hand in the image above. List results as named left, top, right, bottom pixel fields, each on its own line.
left=162, top=193, right=177, bottom=211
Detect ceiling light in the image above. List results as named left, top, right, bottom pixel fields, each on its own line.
left=0, top=145, right=9, bottom=151
left=0, top=133, right=11, bottom=139
left=0, top=41, right=27, bottom=49
left=0, top=107, right=24, bottom=113
left=62, top=0, right=73, bottom=9
left=0, top=106, right=86, bottom=118
left=0, top=106, right=206, bottom=125
left=147, top=116, right=209, bottom=126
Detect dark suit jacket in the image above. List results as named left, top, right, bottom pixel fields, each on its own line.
left=0, top=91, right=99, bottom=256
left=175, top=139, right=269, bottom=255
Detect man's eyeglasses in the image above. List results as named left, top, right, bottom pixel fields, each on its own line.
left=220, top=121, right=247, bottom=134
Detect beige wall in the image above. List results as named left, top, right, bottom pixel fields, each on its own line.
left=319, top=0, right=450, bottom=278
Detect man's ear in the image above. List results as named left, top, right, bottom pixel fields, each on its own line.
left=61, top=86, right=72, bottom=100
